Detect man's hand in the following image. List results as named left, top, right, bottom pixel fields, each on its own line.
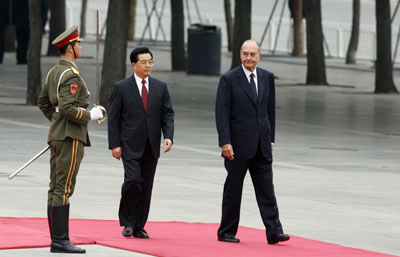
left=271, top=143, right=274, bottom=152
left=112, top=147, right=122, bottom=160
left=221, top=144, right=234, bottom=160
left=163, top=139, right=172, bottom=153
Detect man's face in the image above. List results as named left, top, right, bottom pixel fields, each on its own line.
left=132, top=53, right=153, bottom=79
left=240, top=42, right=260, bottom=72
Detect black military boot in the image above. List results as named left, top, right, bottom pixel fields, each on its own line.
left=50, top=204, right=86, bottom=254
left=47, top=206, right=52, bottom=240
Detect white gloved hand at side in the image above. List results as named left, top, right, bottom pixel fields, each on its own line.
left=90, top=106, right=104, bottom=120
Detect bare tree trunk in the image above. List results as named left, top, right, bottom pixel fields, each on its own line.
left=375, top=0, right=398, bottom=93
left=128, top=0, right=137, bottom=40
left=47, top=0, right=65, bottom=56
left=27, top=0, right=42, bottom=105
left=303, top=0, right=327, bottom=85
left=345, top=0, right=360, bottom=64
left=292, top=0, right=303, bottom=56
left=230, top=0, right=251, bottom=70
left=170, top=0, right=186, bottom=71
left=224, top=0, right=233, bottom=52
left=80, top=0, right=88, bottom=38
left=99, top=0, right=130, bottom=108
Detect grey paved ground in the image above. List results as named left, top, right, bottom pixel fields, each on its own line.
left=0, top=37, right=400, bottom=256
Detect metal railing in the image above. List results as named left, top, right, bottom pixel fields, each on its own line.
left=66, top=2, right=400, bottom=63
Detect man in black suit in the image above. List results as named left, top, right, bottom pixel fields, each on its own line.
left=108, top=47, right=174, bottom=239
left=215, top=40, right=290, bottom=245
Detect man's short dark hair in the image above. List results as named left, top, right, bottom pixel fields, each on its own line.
left=58, top=41, right=76, bottom=55
left=130, top=47, right=153, bottom=63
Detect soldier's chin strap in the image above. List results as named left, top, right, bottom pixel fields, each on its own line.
left=70, top=43, right=77, bottom=59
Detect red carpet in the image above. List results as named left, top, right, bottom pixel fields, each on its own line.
left=0, top=217, right=397, bottom=257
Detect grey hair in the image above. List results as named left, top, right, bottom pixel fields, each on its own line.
left=240, top=39, right=261, bottom=53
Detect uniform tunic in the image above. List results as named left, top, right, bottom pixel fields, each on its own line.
left=38, top=59, right=91, bottom=207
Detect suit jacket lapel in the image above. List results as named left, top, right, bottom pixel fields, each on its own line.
left=147, top=76, right=156, bottom=110
left=128, top=74, right=146, bottom=112
left=257, top=68, right=265, bottom=104
left=237, top=67, right=257, bottom=105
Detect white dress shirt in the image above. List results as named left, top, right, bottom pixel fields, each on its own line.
left=134, top=74, right=149, bottom=96
left=241, top=64, right=258, bottom=94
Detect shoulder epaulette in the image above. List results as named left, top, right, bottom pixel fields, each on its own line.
left=70, top=66, right=79, bottom=75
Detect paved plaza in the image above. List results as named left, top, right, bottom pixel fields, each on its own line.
left=0, top=37, right=399, bottom=256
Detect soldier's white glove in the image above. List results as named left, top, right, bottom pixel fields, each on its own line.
left=90, top=106, right=104, bottom=120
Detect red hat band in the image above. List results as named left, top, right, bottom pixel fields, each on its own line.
left=56, top=33, right=79, bottom=48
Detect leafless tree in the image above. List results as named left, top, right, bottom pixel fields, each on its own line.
left=224, top=0, right=233, bottom=52
left=99, top=0, right=131, bottom=108
left=292, top=0, right=303, bottom=56
left=128, top=0, right=137, bottom=40
left=26, top=0, right=42, bottom=105
left=230, top=0, right=251, bottom=70
left=303, top=0, right=327, bottom=85
left=80, top=0, right=88, bottom=37
left=375, top=0, right=398, bottom=93
left=170, top=0, right=186, bottom=71
left=345, top=0, right=360, bottom=64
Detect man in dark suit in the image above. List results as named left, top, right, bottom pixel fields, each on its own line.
left=108, top=47, right=174, bottom=239
left=215, top=40, right=290, bottom=245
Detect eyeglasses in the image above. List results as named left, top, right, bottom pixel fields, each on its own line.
left=137, top=60, right=154, bottom=65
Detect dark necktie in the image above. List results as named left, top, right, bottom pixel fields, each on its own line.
left=249, top=73, right=257, bottom=99
left=142, top=79, right=148, bottom=111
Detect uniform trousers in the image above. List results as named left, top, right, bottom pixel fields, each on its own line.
left=217, top=145, right=283, bottom=239
left=48, top=138, right=84, bottom=207
left=119, top=140, right=158, bottom=229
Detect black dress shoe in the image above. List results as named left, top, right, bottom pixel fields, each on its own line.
left=268, top=233, right=290, bottom=245
left=50, top=241, right=86, bottom=254
left=218, top=233, right=240, bottom=243
left=133, top=229, right=149, bottom=239
left=122, top=226, right=134, bottom=237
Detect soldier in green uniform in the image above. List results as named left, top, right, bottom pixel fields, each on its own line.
left=38, top=25, right=104, bottom=254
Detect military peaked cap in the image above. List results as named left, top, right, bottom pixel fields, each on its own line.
left=52, top=25, right=83, bottom=48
